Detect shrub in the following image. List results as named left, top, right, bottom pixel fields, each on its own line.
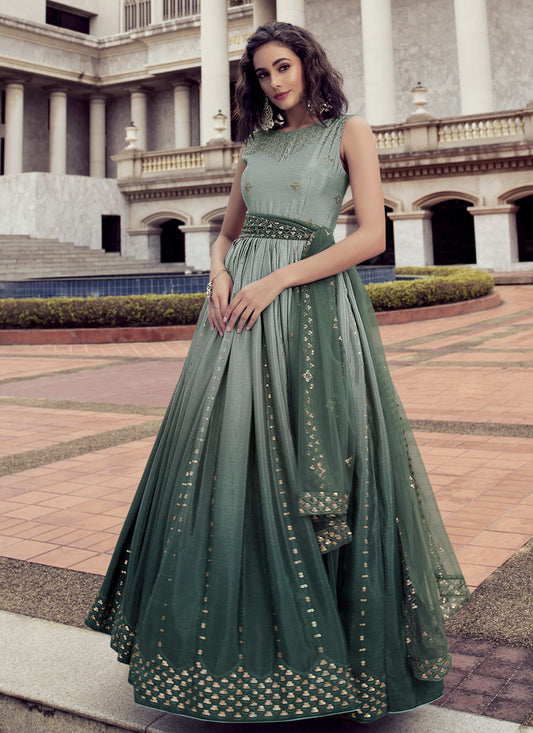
left=0, top=268, right=495, bottom=328
left=0, top=293, right=205, bottom=330
left=367, top=267, right=494, bottom=311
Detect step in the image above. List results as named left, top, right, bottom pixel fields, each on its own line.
left=1, top=236, right=196, bottom=279
left=0, top=611, right=529, bottom=733
left=492, top=271, right=533, bottom=284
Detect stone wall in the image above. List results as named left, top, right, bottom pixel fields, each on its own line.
left=0, top=173, right=130, bottom=252
left=306, top=0, right=530, bottom=121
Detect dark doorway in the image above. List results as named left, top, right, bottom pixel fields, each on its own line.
left=516, top=195, right=533, bottom=262
left=160, top=219, right=185, bottom=263
left=102, top=215, right=121, bottom=253
left=431, top=199, right=476, bottom=265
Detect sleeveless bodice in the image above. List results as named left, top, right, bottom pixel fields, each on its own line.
left=241, top=116, right=352, bottom=230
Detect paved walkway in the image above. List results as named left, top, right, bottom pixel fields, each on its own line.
left=0, top=285, right=531, bottom=586
left=0, top=285, right=532, bottom=729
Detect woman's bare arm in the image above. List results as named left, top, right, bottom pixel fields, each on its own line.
left=207, top=154, right=248, bottom=335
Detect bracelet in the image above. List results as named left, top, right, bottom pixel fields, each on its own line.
left=206, top=267, right=229, bottom=300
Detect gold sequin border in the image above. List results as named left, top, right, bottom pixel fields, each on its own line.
left=130, top=643, right=388, bottom=722
left=313, top=516, right=352, bottom=555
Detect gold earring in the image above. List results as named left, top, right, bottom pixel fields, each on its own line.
left=260, top=96, right=274, bottom=131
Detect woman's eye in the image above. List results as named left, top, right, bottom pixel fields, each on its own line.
left=279, top=64, right=290, bottom=72
left=257, top=72, right=267, bottom=79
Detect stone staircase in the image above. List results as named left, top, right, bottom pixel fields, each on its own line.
left=0, top=235, right=192, bottom=280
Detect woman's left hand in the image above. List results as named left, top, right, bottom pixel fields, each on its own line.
left=224, top=274, right=284, bottom=333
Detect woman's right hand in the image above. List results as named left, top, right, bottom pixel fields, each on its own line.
left=207, top=271, right=233, bottom=336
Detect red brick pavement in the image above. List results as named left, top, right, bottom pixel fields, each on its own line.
left=0, top=285, right=531, bottom=583
left=1, top=285, right=532, bottom=725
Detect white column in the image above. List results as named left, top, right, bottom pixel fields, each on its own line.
left=49, top=90, right=68, bottom=175
left=130, top=90, right=148, bottom=150
left=173, top=83, right=191, bottom=148
left=453, top=0, right=493, bottom=114
left=388, top=212, right=434, bottom=267
left=89, top=96, right=107, bottom=177
left=360, top=0, right=396, bottom=124
left=469, top=206, right=518, bottom=270
left=4, top=81, right=25, bottom=175
left=180, top=225, right=214, bottom=270
left=200, top=0, right=231, bottom=144
left=275, top=0, right=305, bottom=26
left=254, top=0, right=276, bottom=26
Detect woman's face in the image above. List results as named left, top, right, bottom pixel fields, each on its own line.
left=253, top=41, right=306, bottom=114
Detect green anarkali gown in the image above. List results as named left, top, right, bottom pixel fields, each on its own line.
left=86, top=115, right=470, bottom=723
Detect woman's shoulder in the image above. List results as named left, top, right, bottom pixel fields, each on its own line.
left=323, top=114, right=361, bottom=145
left=340, top=115, right=372, bottom=135
left=339, top=116, right=377, bottom=161
left=325, top=114, right=367, bottom=137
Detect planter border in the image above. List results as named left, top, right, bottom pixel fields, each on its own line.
left=0, top=291, right=501, bottom=345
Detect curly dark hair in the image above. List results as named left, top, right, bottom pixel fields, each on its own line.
left=234, top=22, right=348, bottom=141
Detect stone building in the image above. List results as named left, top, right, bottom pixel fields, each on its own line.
left=0, top=0, right=531, bottom=274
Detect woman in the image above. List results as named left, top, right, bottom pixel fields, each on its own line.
left=86, top=22, right=470, bottom=724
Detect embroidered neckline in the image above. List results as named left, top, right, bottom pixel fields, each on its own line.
left=272, top=121, right=323, bottom=134
left=244, top=117, right=348, bottom=163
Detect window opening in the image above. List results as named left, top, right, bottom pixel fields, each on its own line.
left=46, top=4, right=90, bottom=34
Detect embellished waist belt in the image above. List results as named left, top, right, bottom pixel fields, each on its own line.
left=240, top=212, right=332, bottom=245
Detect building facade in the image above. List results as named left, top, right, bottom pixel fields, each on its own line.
left=0, top=0, right=532, bottom=273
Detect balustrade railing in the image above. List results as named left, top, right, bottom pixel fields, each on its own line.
left=142, top=148, right=205, bottom=173
left=163, top=0, right=200, bottom=20
left=125, top=0, right=251, bottom=29
left=116, top=108, right=530, bottom=183
left=373, top=110, right=528, bottom=152
left=374, top=128, right=405, bottom=150
left=438, top=115, right=524, bottom=143
left=125, top=0, right=152, bottom=30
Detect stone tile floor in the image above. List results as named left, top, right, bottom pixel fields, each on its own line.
left=0, top=284, right=532, bottom=723
left=436, top=638, right=533, bottom=724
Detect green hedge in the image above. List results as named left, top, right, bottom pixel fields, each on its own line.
left=368, top=267, right=494, bottom=311
left=0, top=293, right=205, bottom=330
left=0, top=267, right=494, bottom=329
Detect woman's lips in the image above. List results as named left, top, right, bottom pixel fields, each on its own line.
left=274, top=91, right=289, bottom=101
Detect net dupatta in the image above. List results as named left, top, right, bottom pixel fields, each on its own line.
left=287, top=224, right=357, bottom=555
left=240, top=211, right=356, bottom=555
left=288, top=213, right=471, bottom=679
left=248, top=211, right=470, bottom=676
